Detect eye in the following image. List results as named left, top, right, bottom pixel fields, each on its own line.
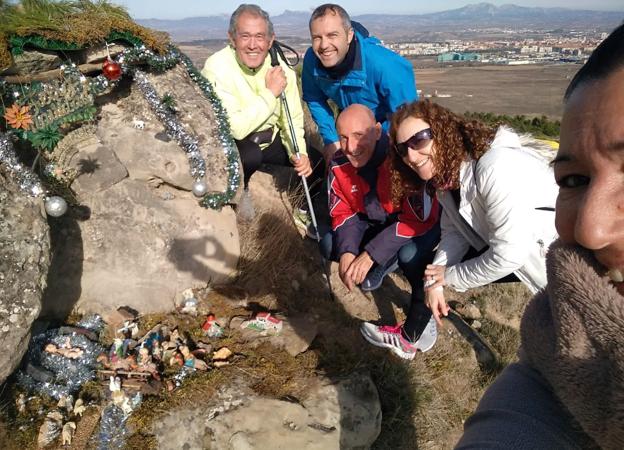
left=556, top=174, right=590, bottom=189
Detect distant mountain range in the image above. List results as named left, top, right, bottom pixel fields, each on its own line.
left=137, top=3, right=623, bottom=42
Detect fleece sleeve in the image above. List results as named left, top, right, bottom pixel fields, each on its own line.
left=432, top=205, right=471, bottom=270
left=201, top=58, right=277, bottom=140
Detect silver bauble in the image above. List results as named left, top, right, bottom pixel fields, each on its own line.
left=192, top=180, right=208, bottom=197
left=44, top=196, right=68, bottom=217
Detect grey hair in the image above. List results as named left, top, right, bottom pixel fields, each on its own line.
left=309, top=3, right=352, bottom=31
left=229, top=4, right=274, bottom=37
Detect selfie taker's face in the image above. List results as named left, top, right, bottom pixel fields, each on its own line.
left=555, top=68, right=624, bottom=295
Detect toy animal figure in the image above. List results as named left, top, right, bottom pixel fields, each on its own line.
left=57, top=394, right=73, bottom=414
left=73, top=398, right=86, bottom=417
left=61, top=421, right=76, bottom=446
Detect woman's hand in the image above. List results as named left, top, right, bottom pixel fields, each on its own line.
left=424, top=264, right=446, bottom=290
left=424, top=264, right=449, bottom=326
left=425, top=286, right=450, bottom=327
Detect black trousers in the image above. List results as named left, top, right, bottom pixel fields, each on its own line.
left=235, top=131, right=324, bottom=199
left=401, top=244, right=520, bottom=341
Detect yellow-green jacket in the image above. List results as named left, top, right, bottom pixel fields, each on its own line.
left=201, top=46, right=307, bottom=158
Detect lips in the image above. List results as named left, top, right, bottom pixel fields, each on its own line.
left=415, top=157, right=429, bottom=168
left=408, top=157, right=429, bottom=170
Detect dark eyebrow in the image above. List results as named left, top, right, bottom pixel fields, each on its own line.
left=550, top=154, right=571, bottom=167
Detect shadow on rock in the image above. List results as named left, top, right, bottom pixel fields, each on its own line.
left=40, top=206, right=89, bottom=320
left=167, top=235, right=236, bottom=284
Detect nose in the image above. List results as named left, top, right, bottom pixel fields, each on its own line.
left=404, top=147, right=421, bottom=164
left=345, top=137, right=359, bottom=153
left=248, top=36, right=259, bottom=49
left=574, top=180, right=624, bottom=250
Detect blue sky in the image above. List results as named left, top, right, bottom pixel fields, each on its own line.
left=114, top=0, right=624, bottom=20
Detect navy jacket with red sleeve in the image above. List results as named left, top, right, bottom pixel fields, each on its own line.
left=327, top=138, right=440, bottom=265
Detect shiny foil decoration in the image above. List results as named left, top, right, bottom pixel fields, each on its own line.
left=16, top=324, right=104, bottom=400
left=1, top=44, right=240, bottom=210
left=0, top=132, right=44, bottom=197
left=44, top=196, right=68, bottom=217
left=102, top=58, right=122, bottom=81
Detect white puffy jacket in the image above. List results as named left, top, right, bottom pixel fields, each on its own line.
left=432, top=127, right=559, bottom=293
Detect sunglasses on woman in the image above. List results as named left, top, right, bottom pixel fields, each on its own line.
left=394, top=128, right=433, bottom=156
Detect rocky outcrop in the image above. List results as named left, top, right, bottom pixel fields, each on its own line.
left=41, top=65, right=240, bottom=318
left=152, top=372, right=382, bottom=450
left=0, top=165, right=50, bottom=384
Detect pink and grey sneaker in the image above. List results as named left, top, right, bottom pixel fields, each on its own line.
left=360, top=323, right=418, bottom=360
left=360, top=318, right=438, bottom=359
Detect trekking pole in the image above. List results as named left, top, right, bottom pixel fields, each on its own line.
left=269, top=45, right=335, bottom=301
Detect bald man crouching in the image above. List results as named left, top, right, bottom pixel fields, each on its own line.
left=321, top=104, right=441, bottom=358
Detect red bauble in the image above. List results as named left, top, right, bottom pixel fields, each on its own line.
left=102, top=58, right=122, bottom=81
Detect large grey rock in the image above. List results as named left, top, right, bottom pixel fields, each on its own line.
left=0, top=167, right=50, bottom=384
left=1, top=49, right=62, bottom=76
left=152, top=372, right=381, bottom=450
left=41, top=65, right=240, bottom=318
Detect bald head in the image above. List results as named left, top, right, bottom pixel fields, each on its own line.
left=337, top=104, right=376, bottom=130
left=336, top=104, right=381, bottom=168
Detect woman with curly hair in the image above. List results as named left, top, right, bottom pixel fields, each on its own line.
left=361, top=99, right=558, bottom=352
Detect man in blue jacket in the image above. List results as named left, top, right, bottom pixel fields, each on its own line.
left=302, top=3, right=418, bottom=163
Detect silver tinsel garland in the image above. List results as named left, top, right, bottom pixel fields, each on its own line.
left=1, top=44, right=240, bottom=210
left=94, top=404, right=129, bottom=450
left=0, top=132, right=44, bottom=197
left=133, top=69, right=206, bottom=180
left=122, top=45, right=240, bottom=209
left=16, top=322, right=104, bottom=400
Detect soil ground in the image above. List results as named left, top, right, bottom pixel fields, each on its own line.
left=0, top=169, right=531, bottom=450
left=415, top=63, right=578, bottom=119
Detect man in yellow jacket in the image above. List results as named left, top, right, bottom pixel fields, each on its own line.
left=202, top=4, right=322, bottom=221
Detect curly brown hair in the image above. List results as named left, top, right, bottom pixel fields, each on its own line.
left=388, top=100, right=496, bottom=205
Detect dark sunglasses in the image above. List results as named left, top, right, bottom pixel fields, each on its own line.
left=394, top=128, right=433, bottom=156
